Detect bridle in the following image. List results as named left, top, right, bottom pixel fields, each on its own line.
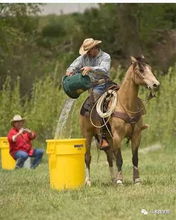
left=132, top=62, right=146, bottom=81
left=118, top=62, right=154, bottom=116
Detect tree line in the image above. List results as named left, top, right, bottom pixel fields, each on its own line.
left=0, top=3, right=176, bottom=145
left=0, top=3, right=176, bottom=95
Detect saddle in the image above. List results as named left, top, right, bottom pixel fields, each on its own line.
left=80, top=82, right=146, bottom=125
left=80, top=82, right=119, bottom=119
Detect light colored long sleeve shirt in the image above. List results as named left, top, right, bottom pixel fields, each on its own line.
left=66, top=50, right=111, bottom=83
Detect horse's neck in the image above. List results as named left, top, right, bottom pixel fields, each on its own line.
left=118, top=66, right=139, bottom=112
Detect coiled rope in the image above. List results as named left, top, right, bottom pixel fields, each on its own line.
left=90, top=90, right=118, bottom=130
left=96, top=90, right=118, bottom=118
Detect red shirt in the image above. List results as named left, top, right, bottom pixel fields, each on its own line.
left=7, top=128, right=36, bottom=158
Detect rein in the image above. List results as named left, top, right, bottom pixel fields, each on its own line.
left=118, top=93, right=145, bottom=116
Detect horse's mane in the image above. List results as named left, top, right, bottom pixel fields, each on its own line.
left=133, top=56, right=149, bottom=72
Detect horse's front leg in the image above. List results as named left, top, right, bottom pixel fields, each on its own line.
left=113, top=133, right=123, bottom=185
left=104, top=147, right=116, bottom=182
left=131, top=132, right=141, bottom=184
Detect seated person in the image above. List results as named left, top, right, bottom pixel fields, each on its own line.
left=7, top=115, right=44, bottom=169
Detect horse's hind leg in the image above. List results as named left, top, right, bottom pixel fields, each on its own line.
left=104, top=140, right=116, bottom=182
left=85, top=133, right=93, bottom=186
left=131, top=133, right=141, bottom=184
left=94, top=133, right=115, bottom=181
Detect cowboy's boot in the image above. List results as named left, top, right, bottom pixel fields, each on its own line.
left=92, top=92, right=110, bottom=151
left=99, top=122, right=110, bottom=150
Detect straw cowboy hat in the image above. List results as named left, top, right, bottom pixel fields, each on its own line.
left=79, top=38, right=102, bottom=55
left=11, top=115, right=25, bottom=124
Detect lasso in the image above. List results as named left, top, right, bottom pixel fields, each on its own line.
left=90, top=90, right=117, bottom=133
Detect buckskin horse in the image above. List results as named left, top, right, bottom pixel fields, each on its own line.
left=80, top=56, right=160, bottom=186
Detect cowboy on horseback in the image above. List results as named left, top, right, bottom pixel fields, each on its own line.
left=66, top=38, right=113, bottom=150
left=78, top=55, right=160, bottom=186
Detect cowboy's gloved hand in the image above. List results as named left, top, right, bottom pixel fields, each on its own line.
left=81, top=66, right=92, bottom=75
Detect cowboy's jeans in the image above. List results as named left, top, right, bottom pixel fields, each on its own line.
left=31, top=149, right=44, bottom=169
left=14, top=150, right=28, bottom=168
left=93, top=83, right=107, bottom=94
left=14, top=149, right=44, bottom=169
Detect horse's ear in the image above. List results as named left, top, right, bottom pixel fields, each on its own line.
left=130, top=56, right=137, bottom=64
left=141, top=54, right=145, bottom=59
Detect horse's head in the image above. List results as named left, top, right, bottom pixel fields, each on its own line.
left=131, top=56, right=160, bottom=90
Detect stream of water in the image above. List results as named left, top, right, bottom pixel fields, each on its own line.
left=54, top=98, right=76, bottom=139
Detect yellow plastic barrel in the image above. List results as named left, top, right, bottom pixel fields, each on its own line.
left=46, top=138, right=86, bottom=190
left=0, top=137, right=15, bottom=170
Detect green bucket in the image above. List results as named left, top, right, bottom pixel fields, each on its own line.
left=62, top=73, right=92, bottom=99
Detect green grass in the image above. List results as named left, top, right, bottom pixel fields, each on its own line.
left=0, top=144, right=175, bottom=220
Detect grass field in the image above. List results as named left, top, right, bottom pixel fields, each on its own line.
left=0, top=143, right=175, bottom=220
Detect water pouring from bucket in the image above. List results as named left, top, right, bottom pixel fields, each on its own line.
left=54, top=98, right=75, bottom=139
left=46, top=63, right=93, bottom=190
left=46, top=92, right=86, bottom=190
left=57, top=71, right=92, bottom=138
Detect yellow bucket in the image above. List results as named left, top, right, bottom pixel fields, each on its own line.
left=0, top=137, right=16, bottom=170
left=46, top=138, right=86, bottom=190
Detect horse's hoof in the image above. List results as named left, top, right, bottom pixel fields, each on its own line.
left=134, top=178, right=141, bottom=185
left=116, top=179, right=123, bottom=185
left=85, top=180, right=91, bottom=186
